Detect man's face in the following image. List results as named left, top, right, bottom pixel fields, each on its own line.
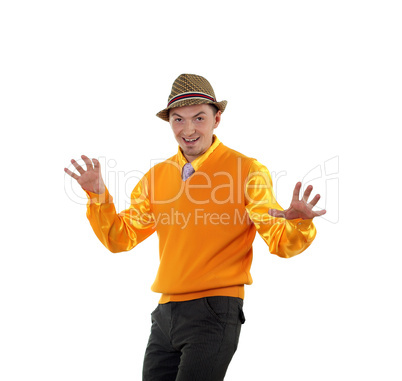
left=169, top=104, right=221, bottom=163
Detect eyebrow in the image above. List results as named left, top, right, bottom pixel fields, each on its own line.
left=171, top=111, right=207, bottom=118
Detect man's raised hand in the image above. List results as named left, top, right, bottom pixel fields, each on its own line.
left=64, top=155, right=106, bottom=194
left=268, top=182, right=326, bottom=220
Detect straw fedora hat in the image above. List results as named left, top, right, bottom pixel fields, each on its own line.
left=156, top=74, right=227, bottom=122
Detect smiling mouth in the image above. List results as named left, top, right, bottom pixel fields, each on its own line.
left=183, top=137, right=200, bottom=143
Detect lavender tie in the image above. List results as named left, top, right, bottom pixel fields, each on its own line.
left=182, top=163, right=195, bottom=181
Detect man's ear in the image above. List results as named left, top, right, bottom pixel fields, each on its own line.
left=214, top=110, right=222, bottom=129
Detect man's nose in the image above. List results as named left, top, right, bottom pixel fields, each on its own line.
left=182, top=121, right=196, bottom=136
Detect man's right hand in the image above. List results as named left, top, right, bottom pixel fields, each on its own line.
left=64, top=155, right=106, bottom=194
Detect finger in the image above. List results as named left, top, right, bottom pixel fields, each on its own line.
left=268, top=208, right=286, bottom=218
left=92, top=158, right=101, bottom=172
left=81, top=155, right=94, bottom=171
left=313, top=209, right=326, bottom=217
left=302, top=185, right=313, bottom=203
left=71, top=159, right=85, bottom=174
left=64, top=167, right=79, bottom=181
left=308, top=194, right=320, bottom=208
left=291, top=182, right=302, bottom=203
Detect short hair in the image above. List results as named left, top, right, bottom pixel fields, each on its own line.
left=209, top=104, right=219, bottom=115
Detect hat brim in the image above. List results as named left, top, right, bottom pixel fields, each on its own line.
left=156, top=99, right=227, bottom=122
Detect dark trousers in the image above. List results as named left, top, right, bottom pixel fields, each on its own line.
left=142, top=296, right=246, bottom=381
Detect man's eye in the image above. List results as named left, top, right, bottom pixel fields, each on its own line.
left=175, top=118, right=182, bottom=122
left=196, top=117, right=204, bottom=121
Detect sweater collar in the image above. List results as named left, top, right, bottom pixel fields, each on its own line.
left=177, top=135, right=221, bottom=172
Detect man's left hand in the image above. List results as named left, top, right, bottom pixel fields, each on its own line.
left=268, top=182, right=326, bottom=220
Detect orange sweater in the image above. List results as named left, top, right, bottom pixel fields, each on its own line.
left=150, top=143, right=256, bottom=303
left=86, top=138, right=316, bottom=303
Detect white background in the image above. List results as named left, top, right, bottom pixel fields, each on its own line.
left=1, top=0, right=401, bottom=380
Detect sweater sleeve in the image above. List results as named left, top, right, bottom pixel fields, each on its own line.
left=245, top=160, right=316, bottom=258
left=85, top=173, right=156, bottom=253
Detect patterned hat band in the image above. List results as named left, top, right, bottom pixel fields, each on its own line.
left=167, top=92, right=216, bottom=107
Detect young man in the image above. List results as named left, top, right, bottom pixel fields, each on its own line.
left=64, top=74, right=326, bottom=381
